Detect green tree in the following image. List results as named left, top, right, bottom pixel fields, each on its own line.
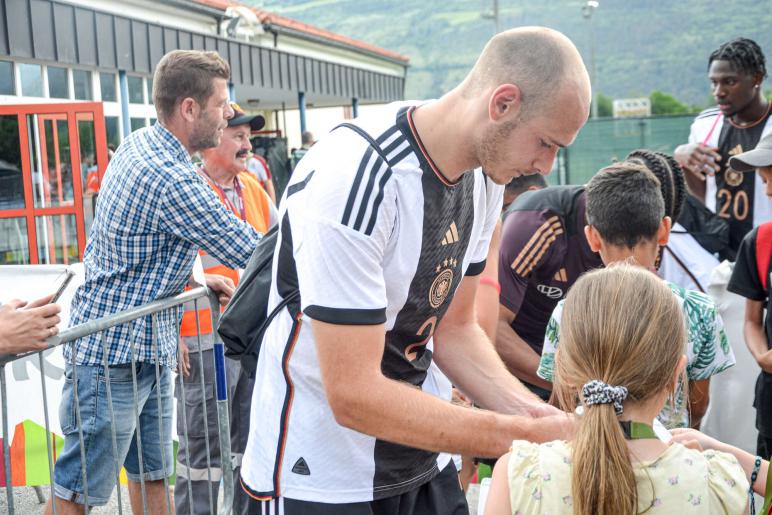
left=650, top=91, right=690, bottom=115
left=595, top=92, right=613, bottom=117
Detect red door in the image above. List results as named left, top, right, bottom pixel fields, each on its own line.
left=0, top=103, right=108, bottom=264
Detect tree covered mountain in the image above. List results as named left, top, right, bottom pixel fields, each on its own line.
left=254, top=0, right=772, bottom=108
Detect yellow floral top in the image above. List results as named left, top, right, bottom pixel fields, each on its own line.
left=506, top=440, right=748, bottom=515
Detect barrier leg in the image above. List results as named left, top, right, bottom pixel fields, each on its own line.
left=38, top=353, right=57, bottom=515
left=69, top=353, right=90, bottom=513
left=194, top=301, right=215, bottom=515
left=100, top=332, right=124, bottom=514
left=129, top=322, right=148, bottom=514
left=176, top=336, right=195, bottom=515
left=208, top=292, right=234, bottom=515
left=151, top=314, right=173, bottom=515
left=1, top=365, right=14, bottom=514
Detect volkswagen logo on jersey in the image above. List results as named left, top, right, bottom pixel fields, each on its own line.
left=537, top=284, right=564, bottom=299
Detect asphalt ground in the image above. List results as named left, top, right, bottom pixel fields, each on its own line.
left=1, top=483, right=483, bottom=514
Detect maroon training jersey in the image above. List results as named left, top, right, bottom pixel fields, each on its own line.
left=498, top=186, right=603, bottom=354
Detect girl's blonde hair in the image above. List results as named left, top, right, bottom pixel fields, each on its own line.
left=553, top=263, right=686, bottom=515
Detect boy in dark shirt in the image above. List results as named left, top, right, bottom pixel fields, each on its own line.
left=727, top=133, right=772, bottom=458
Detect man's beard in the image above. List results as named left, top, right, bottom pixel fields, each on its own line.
left=477, top=120, right=518, bottom=184
left=189, top=113, right=222, bottom=152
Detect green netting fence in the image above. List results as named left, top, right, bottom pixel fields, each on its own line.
left=553, top=114, right=696, bottom=186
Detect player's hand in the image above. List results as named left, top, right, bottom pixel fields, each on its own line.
left=670, top=428, right=723, bottom=452
left=178, top=338, right=190, bottom=377
left=204, top=274, right=236, bottom=306
left=674, top=143, right=721, bottom=180
left=526, top=413, right=576, bottom=443
left=524, top=401, right=563, bottom=418
left=0, top=298, right=61, bottom=354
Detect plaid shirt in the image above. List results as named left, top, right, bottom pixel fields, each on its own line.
left=66, top=123, right=261, bottom=368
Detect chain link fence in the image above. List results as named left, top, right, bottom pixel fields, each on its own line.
left=557, top=114, right=696, bottom=185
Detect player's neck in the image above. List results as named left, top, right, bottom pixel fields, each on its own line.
left=731, top=94, right=769, bottom=126
left=601, top=243, right=657, bottom=271
left=410, top=94, right=480, bottom=183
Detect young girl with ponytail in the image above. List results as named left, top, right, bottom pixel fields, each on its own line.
left=485, top=264, right=748, bottom=515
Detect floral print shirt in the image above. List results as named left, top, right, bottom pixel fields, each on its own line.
left=536, top=281, right=735, bottom=428
left=506, top=440, right=748, bottom=515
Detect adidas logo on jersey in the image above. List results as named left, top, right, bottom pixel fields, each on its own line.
left=553, top=268, right=568, bottom=282
left=292, top=457, right=310, bottom=475
left=441, top=222, right=460, bottom=245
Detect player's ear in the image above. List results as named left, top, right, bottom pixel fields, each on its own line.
left=489, top=84, right=522, bottom=123
left=657, top=216, right=671, bottom=246
left=584, top=225, right=603, bottom=252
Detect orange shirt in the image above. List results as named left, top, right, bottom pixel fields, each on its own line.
left=180, top=172, right=271, bottom=336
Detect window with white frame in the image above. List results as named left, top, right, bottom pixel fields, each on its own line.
left=73, top=70, right=92, bottom=100
left=47, top=66, right=69, bottom=99
left=0, top=61, right=14, bottom=95
left=20, top=63, right=43, bottom=97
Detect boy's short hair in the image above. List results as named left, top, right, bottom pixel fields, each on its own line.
left=586, top=162, right=665, bottom=248
left=505, top=173, right=548, bottom=195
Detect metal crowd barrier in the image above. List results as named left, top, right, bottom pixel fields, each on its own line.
left=0, top=287, right=234, bottom=515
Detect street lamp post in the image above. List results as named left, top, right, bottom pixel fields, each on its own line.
left=482, top=0, right=500, bottom=34
left=582, top=1, right=599, bottom=119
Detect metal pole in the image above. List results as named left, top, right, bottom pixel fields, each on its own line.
left=119, top=71, right=130, bottom=137
left=351, top=97, right=359, bottom=119
left=193, top=302, right=215, bottom=515
left=39, top=354, right=59, bottom=515
left=590, top=13, right=598, bottom=119
left=0, top=288, right=211, bottom=365
left=209, top=291, right=234, bottom=515
left=1, top=366, right=14, bottom=514
left=298, top=92, right=307, bottom=137
left=493, top=0, right=500, bottom=33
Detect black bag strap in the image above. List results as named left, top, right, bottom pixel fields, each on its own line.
left=334, top=122, right=393, bottom=167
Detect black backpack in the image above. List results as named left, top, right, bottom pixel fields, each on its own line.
left=218, top=224, right=298, bottom=377
left=676, top=194, right=730, bottom=256
left=217, top=123, right=393, bottom=377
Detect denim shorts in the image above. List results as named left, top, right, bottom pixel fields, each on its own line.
left=53, top=362, right=174, bottom=506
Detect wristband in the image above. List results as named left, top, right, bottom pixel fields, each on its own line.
left=750, top=455, right=762, bottom=515
left=479, top=276, right=501, bottom=295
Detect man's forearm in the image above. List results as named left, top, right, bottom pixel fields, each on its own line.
left=688, top=379, right=710, bottom=429
left=495, top=319, right=553, bottom=390
left=334, top=373, right=562, bottom=458
left=433, top=321, right=544, bottom=415
left=745, top=320, right=768, bottom=360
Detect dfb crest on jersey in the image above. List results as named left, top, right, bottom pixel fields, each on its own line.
left=429, top=258, right=457, bottom=308
left=725, top=167, right=744, bottom=187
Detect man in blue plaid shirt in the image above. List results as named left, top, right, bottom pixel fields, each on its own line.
left=47, top=50, right=261, bottom=514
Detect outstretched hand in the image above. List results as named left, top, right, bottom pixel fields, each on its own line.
left=670, top=427, right=722, bottom=452
left=529, top=412, right=576, bottom=443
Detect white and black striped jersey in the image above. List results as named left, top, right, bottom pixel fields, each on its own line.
left=240, top=102, right=503, bottom=504
left=688, top=107, right=772, bottom=252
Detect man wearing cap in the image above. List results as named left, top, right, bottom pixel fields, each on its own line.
left=175, top=103, right=277, bottom=515
left=727, top=134, right=772, bottom=458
